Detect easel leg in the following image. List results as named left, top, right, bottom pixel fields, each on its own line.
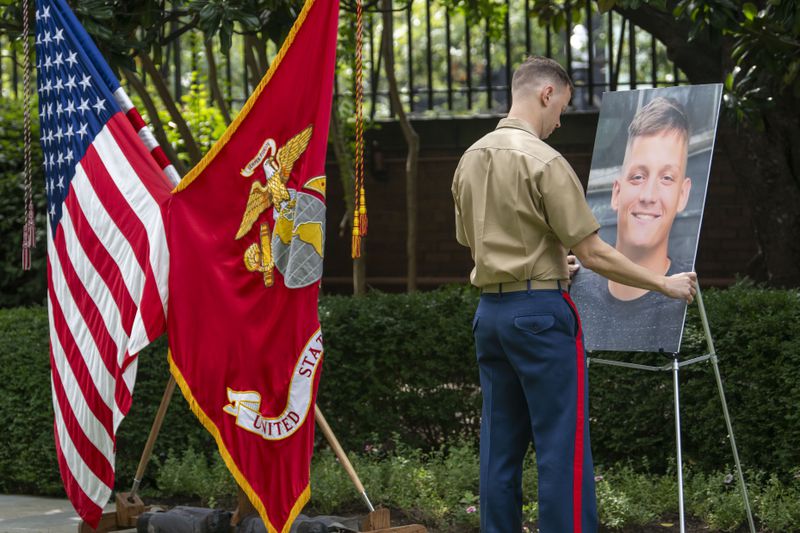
left=315, top=405, right=375, bottom=512
left=128, top=375, right=176, bottom=498
left=697, top=289, right=757, bottom=533
left=672, top=357, right=686, bottom=533
left=314, top=405, right=427, bottom=532
left=79, top=375, right=176, bottom=531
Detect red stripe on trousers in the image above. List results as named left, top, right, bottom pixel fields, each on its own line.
left=563, top=291, right=585, bottom=533
left=53, top=420, right=105, bottom=529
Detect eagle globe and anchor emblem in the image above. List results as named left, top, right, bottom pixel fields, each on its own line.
left=235, top=125, right=326, bottom=289
left=224, top=126, right=327, bottom=439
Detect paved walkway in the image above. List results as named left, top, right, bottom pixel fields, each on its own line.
left=0, top=495, right=130, bottom=533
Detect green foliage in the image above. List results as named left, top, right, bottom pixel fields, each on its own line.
left=153, top=447, right=236, bottom=508
left=317, top=445, right=800, bottom=532
left=310, top=441, right=484, bottom=530
left=189, top=0, right=262, bottom=52
left=0, top=98, right=47, bottom=308
left=588, top=282, right=800, bottom=477
left=317, top=285, right=481, bottom=452
left=0, top=306, right=60, bottom=494
left=132, top=441, right=800, bottom=531
left=755, top=473, right=800, bottom=532
left=671, top=0, right=800, bottom=118
left=158, top=72, right=227, bottom=167
left=112, top=335, right=218, bottom=495
left=594, top=466, right=673, bottom=527
left=1, top=283, right=799, bottom=517
left=685, top=471, right=747, bottom=532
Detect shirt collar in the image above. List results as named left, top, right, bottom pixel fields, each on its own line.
left=496, top=117, right=538, bottom=138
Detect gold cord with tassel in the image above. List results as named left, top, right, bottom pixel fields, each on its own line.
left=21, top=0, right=35, bottom=270
left=351, top=0, right=367, bottom=258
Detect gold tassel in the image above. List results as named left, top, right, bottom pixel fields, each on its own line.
left=358, top=186, right=367, bottom=236
left=351, top=211, right=361, bottom=259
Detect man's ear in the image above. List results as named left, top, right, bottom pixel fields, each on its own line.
left=540, top=84, right=554, bottom=106
left=677, top=177, right=692, bottom=212
left=611, top=179, right=621, bottom=212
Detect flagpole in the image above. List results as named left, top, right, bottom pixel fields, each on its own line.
left=315, top=405, right=375, bottom=512
left=128, top=375, right=177, bottom=499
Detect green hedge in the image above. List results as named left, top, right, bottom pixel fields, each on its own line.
left=0, top=98, right=47, bottom=308
left=1, top=283, right=798, bottom=497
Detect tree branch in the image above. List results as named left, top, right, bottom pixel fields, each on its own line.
left=138, top=53, right=204, bottom=165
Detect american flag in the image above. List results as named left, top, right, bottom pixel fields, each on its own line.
left=35, top=0, right=178, bottom=526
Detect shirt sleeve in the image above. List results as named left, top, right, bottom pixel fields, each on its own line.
left=539, top=156, right=600, bottom=248
left=452, top=166, right=469, bottom=246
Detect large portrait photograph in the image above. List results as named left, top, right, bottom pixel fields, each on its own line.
left=571, top=84, right=723, bottom=353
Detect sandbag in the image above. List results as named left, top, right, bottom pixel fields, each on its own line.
left=136, top=506, right=231, bottom=533
left=236, top=512, right=360, bottom=533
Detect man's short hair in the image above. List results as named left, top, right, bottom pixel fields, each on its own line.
left=628, top=97, right=690, bottom=145
left=511, top=56, right=574, bottom=94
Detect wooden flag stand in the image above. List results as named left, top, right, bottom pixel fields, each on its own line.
left=79, top=376, right=427, bottom=533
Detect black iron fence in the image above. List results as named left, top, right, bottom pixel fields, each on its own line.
left=0, top=0, right=686, bottom=118
left=348, top=0, right=686, bottom=117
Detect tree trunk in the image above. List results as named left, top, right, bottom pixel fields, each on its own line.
left=717, top=105, right=800, bottom=286
left=204, top=39, right=232, bottom=125
left=254, top=33, right=269, bottom=75
left=616, top=2, right=800, bottom=285
left=121, top=67, right=187, bottom=177
left=138, top=54, right=204, bottom=165
left=381, top=0, right=420, bottom=293
left=243, top=35, right=263, bottom=89
left=329, top=105, right=366, bottom=295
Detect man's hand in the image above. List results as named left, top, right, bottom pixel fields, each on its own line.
left=567, top=254, right=580, bottom=278
left=662, top=272, right=698, bottom=303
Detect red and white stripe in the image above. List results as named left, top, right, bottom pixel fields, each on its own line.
left=48, top=112, right=172, bottom=524
left=113, top=87, right=181, bottom=187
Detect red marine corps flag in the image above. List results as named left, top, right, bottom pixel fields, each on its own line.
left=165, top=0, right=338, bottom=530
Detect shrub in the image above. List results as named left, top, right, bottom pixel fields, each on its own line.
left=583, top=282, right=800, bottom=477
left=1, top=283, right=799, bottom=499
left=755, top=473, right=800, bottom=532
left=153, top=447, right=236, bottom=508
left=310, top=441, right=483, bottom=531
left=317, top=285, right=481, bottom=452
left=0, top=97, right=47, bottom=308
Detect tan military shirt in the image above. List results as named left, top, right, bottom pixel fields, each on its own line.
left=452, top=117, right=600, bottom=287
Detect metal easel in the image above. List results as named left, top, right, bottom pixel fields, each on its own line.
left=587, top=286, right=756, bottom=533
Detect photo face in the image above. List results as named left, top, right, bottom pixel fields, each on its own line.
left=569, top=84, right=723, bottom=353
left=611, top=131, right=691, bottom=257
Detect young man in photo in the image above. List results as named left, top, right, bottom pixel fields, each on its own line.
left=571, top=97, right=693, bottom=352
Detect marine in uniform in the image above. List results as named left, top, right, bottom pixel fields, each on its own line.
left=452, top=56, right=697, bottom=533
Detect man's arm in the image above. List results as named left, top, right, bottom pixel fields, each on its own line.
left=571, top=233, right=697, bottom=303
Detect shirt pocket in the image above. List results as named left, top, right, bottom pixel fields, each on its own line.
left=513, top=314, right=556, bottom=335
